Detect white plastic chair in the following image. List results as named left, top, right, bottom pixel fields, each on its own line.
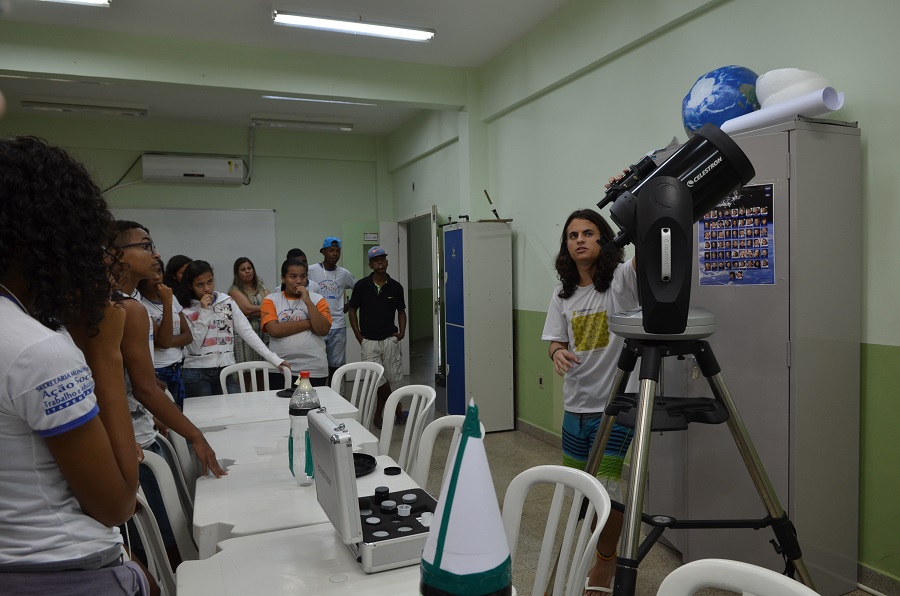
left=501, top=465, right=612, bottom=596
left=219, top=361, right=291, bottom=394
left=132, top=491, right=177, bottom=596
left=409, top=414, right=485, bottom=487
left=330, top=362, right=383, bottom=428
left=140, top=451, right=199, bottom=562
left=166, top=430, right=197, bottom=497
left=656, top=558, right=821, bottom=596
left=377, top=384, right=436, bottom=472
left=154, top=434, right=194, bottom=517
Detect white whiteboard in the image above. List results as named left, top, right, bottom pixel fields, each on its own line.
left=112, top=208, right=278, bottom=295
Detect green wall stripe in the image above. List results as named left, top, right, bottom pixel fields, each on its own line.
left=859, top=343, right=900, bottom=581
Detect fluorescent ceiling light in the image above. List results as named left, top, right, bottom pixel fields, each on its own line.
left=252, top=117, right=353, bottom=132
left=39, top=0, right=110, bottom=6
left=262, top=95, right=376, bottom=107
left=272, top=11, right=434, bottom=42
left=21, top=100, right=148, bottom=117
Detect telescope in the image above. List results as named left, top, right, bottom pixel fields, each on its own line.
left=597, top=123, right=755, bottom=334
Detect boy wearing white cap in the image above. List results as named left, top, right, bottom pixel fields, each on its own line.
left=307, top=236, right=357, bottom=382
left=348, top=246, right=407, bottom=428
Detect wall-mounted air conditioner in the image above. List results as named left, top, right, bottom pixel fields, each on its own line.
left=141, top=154, right=245, bottom=185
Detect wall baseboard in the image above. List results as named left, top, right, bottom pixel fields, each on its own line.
left=516, top=418, right=560, bottom=448
left=859, top=564, right=899, bottom=595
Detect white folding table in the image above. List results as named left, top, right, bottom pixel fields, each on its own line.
left=183, top=387, right=357, bottom=430
left=192, top=454, right=417, bottom=559
left=178, top=523, right=421, bottom=595
left=202, top=417, right=379, bottom=465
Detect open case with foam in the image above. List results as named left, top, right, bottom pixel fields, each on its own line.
left=308, top=407, right=437, bottom=573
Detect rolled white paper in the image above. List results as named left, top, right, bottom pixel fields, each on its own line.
left=720, top=86, right=844, bottom=135
left=756, top=68, right=831, bottom=107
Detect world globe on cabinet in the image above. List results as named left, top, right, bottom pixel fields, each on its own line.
left=682, top=65, right=760, bottom=135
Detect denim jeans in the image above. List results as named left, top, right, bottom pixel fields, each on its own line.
left=183, top=366, right=240, bottom=397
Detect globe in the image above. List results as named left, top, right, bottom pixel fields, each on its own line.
left=682, top=65, right=760, bottom=135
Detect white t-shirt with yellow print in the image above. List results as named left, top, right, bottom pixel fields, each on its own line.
left=541, top=260, right=638, bottom=413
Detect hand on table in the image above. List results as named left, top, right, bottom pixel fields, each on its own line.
left=193, top=436, right=227, bottom=478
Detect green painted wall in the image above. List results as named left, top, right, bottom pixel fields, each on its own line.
left=513, top=309, right=563, bottom=436
left=859, top=343, right=900, bottom=580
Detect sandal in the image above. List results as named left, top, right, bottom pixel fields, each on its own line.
left=584, top=577, right=614, bottom=594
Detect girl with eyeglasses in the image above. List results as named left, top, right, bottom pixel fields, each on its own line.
left=176, top=260, right=289, bottom=397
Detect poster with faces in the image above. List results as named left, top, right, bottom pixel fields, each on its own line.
left=699, top=184, right=774, bottom=286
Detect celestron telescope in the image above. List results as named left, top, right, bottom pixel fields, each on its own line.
left=569, top=123, right=816, bottom=596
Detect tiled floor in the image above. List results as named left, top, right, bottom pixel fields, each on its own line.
left=393, top=338, right=870, bottom=596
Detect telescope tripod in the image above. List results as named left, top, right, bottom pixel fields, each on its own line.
left=582, top=331, right=815, bottom=596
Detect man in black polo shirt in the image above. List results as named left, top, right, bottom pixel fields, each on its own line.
left=348, top=246, right=407, bottom=429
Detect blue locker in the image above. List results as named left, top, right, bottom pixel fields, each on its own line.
left=441, top=222, right=513, bottom=431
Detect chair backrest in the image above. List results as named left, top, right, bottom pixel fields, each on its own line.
left=166, top=430, right=197, bottom=498
left=141, top=451, right=199, bottom=562
left=656, top=558, right=821, bottom=596
left=410, top=415, right=485, bottom=488
left=154, top=434, right=194, bottom=517
left=132, top=491, right=177, bottom=596
left=502, top=465, right=612, bottom=596
left=219, top=361, right=291, bottom=394
left=330, top=362, right=383, bottom=428
left=377, top=385, right=436, bottom=472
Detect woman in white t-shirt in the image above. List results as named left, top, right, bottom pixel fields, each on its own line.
left=177, top=260, right=289, bottom=397
left=0, top=136, right=146, bottom=592
left=541, top=208, right=638, bottom=594
left=138, top=258, right=193, bottom=407
left=261, top=258, right=332, bottom=387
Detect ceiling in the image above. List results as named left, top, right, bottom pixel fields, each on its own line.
left=0, top=0, right=572, bottom=135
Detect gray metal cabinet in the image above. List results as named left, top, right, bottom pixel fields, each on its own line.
left=647, top=119, right=861, bottom=596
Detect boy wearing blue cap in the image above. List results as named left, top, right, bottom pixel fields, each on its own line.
left=348, top=246, right=407, bottom=428
left=308, top=237, right=357, bottom=382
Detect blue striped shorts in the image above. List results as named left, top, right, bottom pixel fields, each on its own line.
left=562, top=410, right=633, bottom=498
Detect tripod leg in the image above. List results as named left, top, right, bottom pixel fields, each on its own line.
left=614, top=344, right=663, bottom=596
left=695, top=342, right=816, bottom=591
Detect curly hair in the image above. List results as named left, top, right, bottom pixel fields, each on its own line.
left=554, top=209, right=624, bottom=299
left=164, top=254, right=192, bottom=288
left=0, top=136, right=118, bottom=333
left=176, top=260, right=214, bottom=308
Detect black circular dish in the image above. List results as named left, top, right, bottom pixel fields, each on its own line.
left=276, top=389, right=293, bottom=398
left=353, top=453, right=377, bottom=478
left=383, top=466, right=401, bottom=476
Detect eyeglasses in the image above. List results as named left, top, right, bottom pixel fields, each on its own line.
left=119, top=241, right=156, bottom=254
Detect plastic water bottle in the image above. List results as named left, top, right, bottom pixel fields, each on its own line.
left=288, top=371, right=319, bottom=486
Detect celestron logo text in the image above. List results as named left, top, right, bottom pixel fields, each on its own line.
left=686, top=156, right=723, bottom=188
